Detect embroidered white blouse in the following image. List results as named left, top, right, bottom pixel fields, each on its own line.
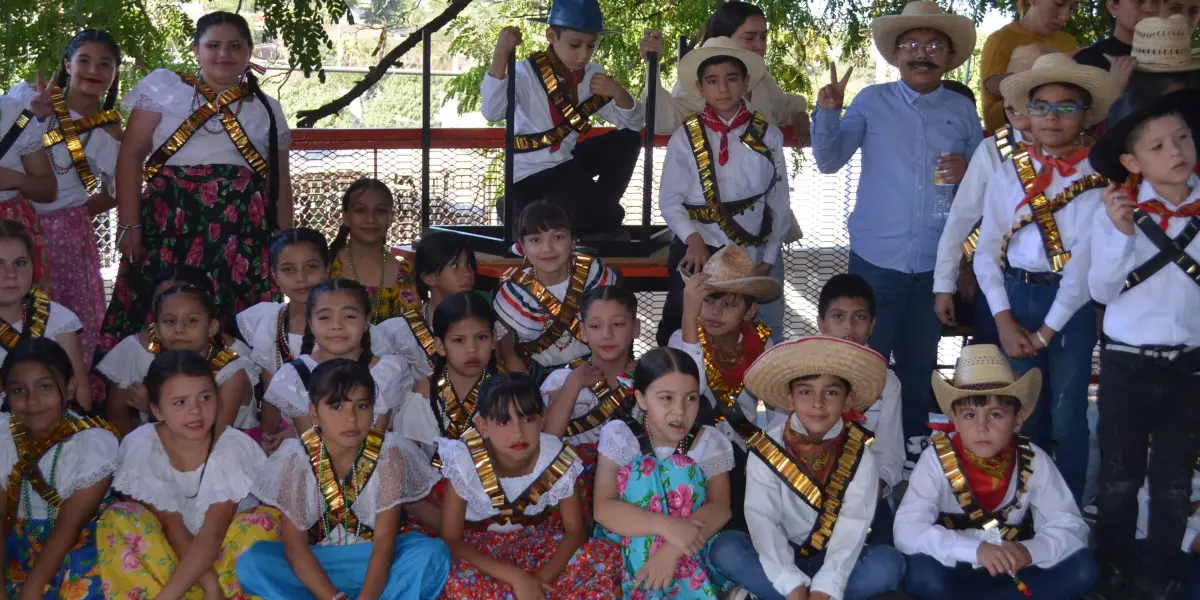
left=539, top=365, right=634, bottom=447
left=0, top=300, right=82, bottom=367
left=436, top=432, right=584, bottom=533
left=112, top=424, right=265, bottom=535
left=597, top=419, right=735, bottom=479
left=894, top=434, right=1089, bottom=569
left=254, top=431, right=439, bottom=545
left=7, top=82, right=121, bottom=213
left=0, top=92, right=46, bottom=203
left=264, top=354, right=411, bottom=420
left=745, top=417, right=878, bottom=599
left=121, top=69, right=290, bottom=168
left=0, top=412, right=119, bottom=520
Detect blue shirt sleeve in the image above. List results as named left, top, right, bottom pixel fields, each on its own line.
left=811, top=89, right=870, bottom=174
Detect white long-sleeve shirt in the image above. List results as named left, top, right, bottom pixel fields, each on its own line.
left=934, top=129, right=1027, bottom=293
left=480, top=58, right=643, bottom=183
left=746, top=416, right=878, bottom=599
left=1089, top=176, right=1200, bottom=347
left=643, top=73, right=808, bottom=135
left=894, top=436, right=1089, bottom=569
left=864, top=370, right=904, bottom=494
left=659, top=115, right=791, bottom=265
left=974, top=155, right=1102, bottom=331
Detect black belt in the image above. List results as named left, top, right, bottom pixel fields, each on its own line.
left=1005, top=267, right=1061, bottom=286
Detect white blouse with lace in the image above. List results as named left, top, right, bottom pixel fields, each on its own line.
left=237, top=302, right=411, bottom=377
left=264, top=354, right=411, bottom=420
left=539, top=366, right=634, bottom=447
left=436, top=433, right=583, bottom=533
left=253, top=431, right=438, bottom=545
left=0, top=301, right=82, bottom=367
left=121, top=68, right=290, bottom=168
left=597, top=419, right=735, bottom=479
left=0, top=412, right=119, bottom=520
left=0, top=92, right=46, bottom=203
left=112, top=423, right=265, bottom=535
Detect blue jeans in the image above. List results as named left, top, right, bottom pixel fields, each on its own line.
left=1002, top=272, right=1096, bottom=504
left=971, top=291, right=999, bottom=346
left=757, top=253, right=786, bottom=342
left=709, top=530, right=904, bottom=600
left=849, top=252, right=943, bottom=451
left=904, top=549, right=1099, bottom=600
left=1183, top=552, right=1200, bottom=600
left=867, top=495, right=895, bottom=546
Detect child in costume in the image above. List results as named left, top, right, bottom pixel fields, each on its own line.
left=482, top=0, right=643, bottom=237
left=594, top=347, right=735, bottom=598
left=896, top=344, right=1098, bottom=599
left=97, top=350, right=280, bottom=600
left=437, top=373, right=622, bottom=598
left=710, top=336, right=905, bottom=600
left=493, top=202, right=618, bottom=382
left=1, top=338, right=116, bottom=599
left=236, top=359, right=451, bottom=600
left=0, top=78, right=56, bottom=292
left=97, top=283, right=258, bottom=438
left=656, top=37, right=790, bottom=345
left=815, top=274, right=904, bottom=544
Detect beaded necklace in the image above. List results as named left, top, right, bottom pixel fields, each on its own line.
left=274, top=304, right=296, bottom=369
left=345, top=240, right=388, bottom=318
left=21, top=443, right=62, bottom=542
left=317, top=434, right=366, bottom=545
left=641, top=413, right=694, bottom=455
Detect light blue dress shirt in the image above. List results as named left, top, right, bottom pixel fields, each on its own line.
left=812, top=81, right=983, bottom=274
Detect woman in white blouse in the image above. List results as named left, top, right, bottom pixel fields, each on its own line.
left=101, top=10, right=292, bottom=356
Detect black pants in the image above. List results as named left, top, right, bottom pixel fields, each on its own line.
left=508, top=129, right=640, bottom=236
left=657, top=237, right=722, bottom=347
left=1095, top=346, right=1200, bottom=582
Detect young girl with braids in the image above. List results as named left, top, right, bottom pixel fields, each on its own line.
left=0, top=338, right=117, bottom=599
left=102, top=10, right=292, bottom=344
left=0, top=220, right=91, bottom=411
left=593, top=347, right=735, bottom=599
left=96, top=350, right=279, bottom=600
left=97, top=283, right=258, bottom=438
left=437, top=373, right=622, bottom=599
left=237, top=358, right=451, bottom=600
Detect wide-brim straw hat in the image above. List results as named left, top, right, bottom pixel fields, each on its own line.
left=984, top=43, right=1057, bottom=98
left=528, top=0, right=618, bottom=35
left=1090, top=88, right=1200, bottom=182
left=871, top=1, right=977, bottom=71
left=931, top=344, right=1041, bottom=421
left=1125, top=15, right=1200, bottom=73
left=1000, top=52, right=1120, bottom=127
left=745, top=336, right=887, bottom=413
left=684, top=245, right=782, bottom=303
left=677, top=36, right=767, bottom=95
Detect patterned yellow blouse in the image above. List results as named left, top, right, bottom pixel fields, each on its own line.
left=328, top=255, right=422, bottom=324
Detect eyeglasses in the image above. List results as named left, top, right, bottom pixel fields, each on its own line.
left=1025, top=100, right=1088, bottom=118
left=895, top=40, right=950, bottom=55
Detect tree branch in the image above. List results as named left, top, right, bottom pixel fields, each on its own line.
left=295, top=0, right=475, bottom=128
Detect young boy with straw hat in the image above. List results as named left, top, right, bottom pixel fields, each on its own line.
left=1084, top=87, right=1200, bottom=599
left=973, top=52, right=1119, bottom=504
left=707, top=336, right=905, bottom=600
left=896, top=344, right=1098, bottom=599
left=667, top=244, right=781, bottom=530
left=1122, top=15, right=1200, bottom=102
left=656, top=37, right=791, bottom=347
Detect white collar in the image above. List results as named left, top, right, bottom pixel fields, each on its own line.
left=787, top=413, right=844, bottom=441
left=1137, top=173, right=1200, bottom=208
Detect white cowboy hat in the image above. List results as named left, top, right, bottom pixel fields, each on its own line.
left=745, top=336, right=888, bottom=412
left=677, top=36, right=767, bottom=95
left=930, top=344, right=1041, bottom=421
left=684, top=244, right=781, bottom=303
left=1121, top=15, right=1200, bottom=73
left=1000, top=52, right=1121, bottom=127
left=871, top=1, right=977, bottom=71
left=984, top=43, right=1058, bottom=98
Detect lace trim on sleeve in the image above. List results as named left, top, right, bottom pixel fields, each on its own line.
left=251, top=439, right=319, bottom=530
left=693, top=426, right=735, bottom=477
left=597, top=420, right=639, bottom=467
left=264, top=364, right=310, bottom=419
left=434, top=437, right=497, bottom=519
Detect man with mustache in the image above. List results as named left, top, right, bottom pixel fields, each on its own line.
left=811, top=0, right=982, bottom=476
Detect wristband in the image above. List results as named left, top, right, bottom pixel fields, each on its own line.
left=332, top=593, right=348, bottom=600
left=1035, top=331, right=1049, bottom=348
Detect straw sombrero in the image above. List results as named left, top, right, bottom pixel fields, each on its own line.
left=744, top=336, right=887, bottom=412
left=1090, top=88, right=1200, bottom=182
left=1000, top=53, right=1120, bottom=127
left=984, top=43, right=1057, bottom=98
left=684, top=245, right=781, bottom=303
left=871, top=1, right=977, bottom=71
left=677, top=37, right=767, bottom=95
left=1119, top=15, right=1200, bottom=73
left=931, top=345, right=1041, bottom=420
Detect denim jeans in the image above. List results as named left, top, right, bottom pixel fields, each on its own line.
left=1183, top=552, right=1200, bottom=600
left=971, top=291, right=999, bottom=346
left=848, top=252, right=943, bottom=452
left=709, top=530, right=904, bottom=600
left=1002, top=271, right=1096, bottom=504
left=867, top=494, right=895, bottom=546
left=903, top=549, right=1099, bottom=600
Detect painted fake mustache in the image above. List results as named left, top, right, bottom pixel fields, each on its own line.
left=907, top=61, right=938, bottom=70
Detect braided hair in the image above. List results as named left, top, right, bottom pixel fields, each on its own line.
left=428, top=291, right=497, bottom=432
left=57, top=29, right=122, bottom=110
left=301, top=278, right=374, bottom=365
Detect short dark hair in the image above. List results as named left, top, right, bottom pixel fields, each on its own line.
left=415, top=230, right=477, bottom=298
left=308, top=358, right=376, bottom=408
left=950, top=394, right=1023, bottom=412
left=1030, top=82, right=1094, bottom=107
left=818, top=274, right=876, bottom=320
left=789, top=373, right=852, bottom=394
left=697, top=55, right=748, bottom=82
left=1128, top=70, right=1198, bottom=103
left=633, top=347, right=700, bottom=392
left=476, top=372, right=545, bottom=424
left=706, top=291, right=755, bottom=310
left=942, top=79, right=976, bottom=107
left=701, top=1, right=765, bottom=41
left=518, top=201, right=573, bottom=239
left=580, top=285, right=636, bottom=320
left=1125, top=111, right=1190, bottom=154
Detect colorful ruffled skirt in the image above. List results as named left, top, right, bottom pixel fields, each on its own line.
left=6, top=516, right=103, bottom=599
left=237, top=532, right=450, bottom=600
left=440, top=518, right=621, bottom=599
left=96, top=501, right=280, bottom=599
left=595, top=454, right=728, bottom=599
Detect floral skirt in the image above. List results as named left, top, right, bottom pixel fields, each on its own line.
left=595, top=454, right=727, bottom=599
left=41, top=205, right=106, bottom=399
left=97, top=164, right=277, bottom=360
left=6, top=515, right=103, bottom=599
left=96, top=501, right=280, bottom=599
left=439, top=519, right=621, bottom=599
left=575, top=443, right=598, bottom=522
left=1, top=196, right=50, bottom=296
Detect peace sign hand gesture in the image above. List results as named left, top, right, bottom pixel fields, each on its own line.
left=816, top=64, right=852, bottom=111
left=29, top=70, right=60, bottom=120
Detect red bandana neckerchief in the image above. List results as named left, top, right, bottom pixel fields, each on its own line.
left=700, top=104, right=752, bottom=166
left=1137, top=197, right=1200, bottom=232
left=711, top=323, right=767, bottom=389
left=783, top=421, right=848, bottom=485
left=952, top=434, right=1017, bottom=513
left=544, top=48, right=586, bottom=153
left=1015, top=145, right=1092, bottom=213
